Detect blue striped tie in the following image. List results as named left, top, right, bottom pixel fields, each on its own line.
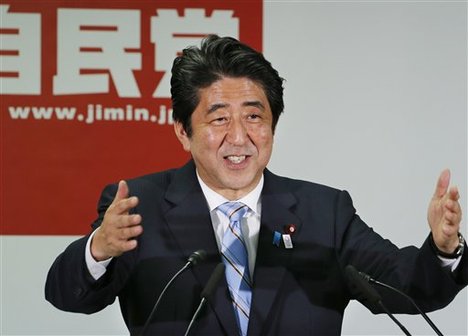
left=218, top=202, right=251, bottom=336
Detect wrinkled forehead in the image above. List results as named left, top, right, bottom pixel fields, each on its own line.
left=196, top=76, right=270, bottom=108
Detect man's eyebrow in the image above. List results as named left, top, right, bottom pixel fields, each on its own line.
left=207, top=100, right=265, bottom=114
left=207, top=103, right=228, bottom=114
left=243, top=101, right=265, bottom=110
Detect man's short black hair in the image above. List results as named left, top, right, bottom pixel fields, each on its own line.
left=171, top=35, right=285, bottom=136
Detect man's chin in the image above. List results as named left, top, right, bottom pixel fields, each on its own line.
left=219, top=175, right=260, bottom=194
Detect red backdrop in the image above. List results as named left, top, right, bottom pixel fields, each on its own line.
left=0, top=0, right=263, bottom=235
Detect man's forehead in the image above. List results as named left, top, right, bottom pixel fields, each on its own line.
left=198, top=77, right=268, bottom=103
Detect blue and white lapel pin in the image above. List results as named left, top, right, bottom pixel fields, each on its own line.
left=273, top=224, right=296, bottom=249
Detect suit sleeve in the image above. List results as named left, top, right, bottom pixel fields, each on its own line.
left=335, top=190, right=468, bottom=314
left=44, top=183, right=132, bottom=313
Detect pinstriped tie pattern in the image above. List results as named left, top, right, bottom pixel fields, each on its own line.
left=218, top=202, right=251, bottom=336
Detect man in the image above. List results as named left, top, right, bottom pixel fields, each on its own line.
left=45, top=35, right=466, bottom=335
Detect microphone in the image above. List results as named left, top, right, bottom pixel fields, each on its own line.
left=139, top=250, right=207, bottom=336
left=184, top=263, right=225, bottom=336
left=356, top=268, right=444, bottom=336
left=345, top=265, right=412, bottom=336
left=187, top=250, right=207, bottom=265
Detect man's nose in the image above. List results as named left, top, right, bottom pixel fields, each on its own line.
left=226, top=117, right=248, bottom=145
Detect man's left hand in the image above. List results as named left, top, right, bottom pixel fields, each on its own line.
left=428, top=169, right=463, bottom=254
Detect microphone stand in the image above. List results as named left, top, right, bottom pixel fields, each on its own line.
left=184, top=263, right=225, bottom=336
left=139, top=250, right=206, bottom=336
left=345, top=265, right=412, bottom=335
left=368, top=277, right=444, bottom=336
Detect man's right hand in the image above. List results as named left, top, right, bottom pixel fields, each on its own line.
left=91, top=180, right=143, bottom=261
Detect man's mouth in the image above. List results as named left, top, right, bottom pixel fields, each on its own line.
left=225, top=155, right=246, bottom=164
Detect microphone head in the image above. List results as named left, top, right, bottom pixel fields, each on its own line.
left=345, top=265, right=382, bottom=305
left=187, top=250, right=207, bottom=266
left=201, top=263, right=225, bottom=301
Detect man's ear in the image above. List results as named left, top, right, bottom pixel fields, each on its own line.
left=174, top=122, right=191, bottom=152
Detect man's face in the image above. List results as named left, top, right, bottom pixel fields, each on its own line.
left=174, top=77, right=274, bottom=200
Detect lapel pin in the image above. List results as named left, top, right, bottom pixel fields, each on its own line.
left=284, top=224, right=296, bottom=235
left=282, top=224, right=296, bottom=249
left=282, top=234, right=294, bottom=249
left=273, top=226, right=295, bottom=249
left=272, top=231, right=282, bottom=247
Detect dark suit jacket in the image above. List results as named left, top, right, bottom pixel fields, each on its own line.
left=45, top=160, right=468, bottom=335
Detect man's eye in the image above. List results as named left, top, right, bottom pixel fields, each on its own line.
left=248, top=114, right=261, bottom=120
left=211, top=117, right=228, bottom=124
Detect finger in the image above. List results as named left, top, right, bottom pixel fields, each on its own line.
left=444, top=199, right=461, bottom=214
left=124, top=239, right=138, bottom=251
left=441, top=207, right=458, bottom=224
left=113, top=196, right=139, bottom=215
left=444, top=210, right=459, bottom=223
left=115, top=213, right=142, bottom=229
left=113, top=180, right=129, bottom=203
left=113, top=239, right=138, bottom=254
left=448, top=186, right=460, bottom=201
left=433, top=169, right=450, bottom=198
left=118, top=224, right=143, bottom=240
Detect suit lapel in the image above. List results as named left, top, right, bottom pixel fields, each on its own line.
left=248, top=170, right=302, bottom=336
left=163, top=161, right=217, bottom=263
left=163, top=161, right=238, bottom=335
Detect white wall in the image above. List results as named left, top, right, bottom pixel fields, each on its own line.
left=266, top=1, right=467, bottom=335
left=2, top=1, right=467, bottom=335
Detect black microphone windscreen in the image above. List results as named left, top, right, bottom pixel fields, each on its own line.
left=345, top=265, right=382, bottom=304
left=201, top=263, right=225, bottom=301
left=188, top=250, right=207, bottom=266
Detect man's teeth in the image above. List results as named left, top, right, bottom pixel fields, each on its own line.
left=227, top=155, right=246, bottom=164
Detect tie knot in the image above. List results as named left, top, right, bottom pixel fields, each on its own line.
left=218, top=202, right=248, bottom=222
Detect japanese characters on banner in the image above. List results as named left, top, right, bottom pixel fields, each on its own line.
left=0, top=1, right=263, bottom=235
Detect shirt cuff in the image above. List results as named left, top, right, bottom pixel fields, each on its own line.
left=438, top=254, right=462, bottom=272
left=85, top=228, right=112, bottom=280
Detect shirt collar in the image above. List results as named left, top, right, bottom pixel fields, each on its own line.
left=196, top=171, right=263, bottom=215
